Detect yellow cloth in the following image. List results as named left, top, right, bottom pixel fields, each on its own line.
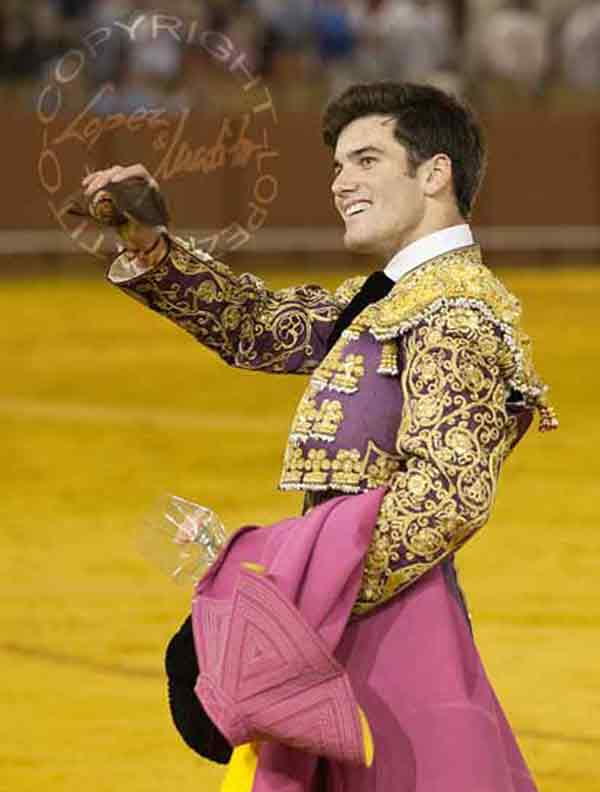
left=219, top=708, right=372, bottom=791
left=220, top=744, right=260, bottom=792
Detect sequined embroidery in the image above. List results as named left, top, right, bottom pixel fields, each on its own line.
left=377, top=340, right=399, bottom=376
left=330, top=449, right=362, bottom=490
left=114, top=235, right=362, bottom=374
left=280, top=441, right=403, bottom=493
left=352, top=306, right=523, bottom=616
left=312, top=342, right=347, bottom=391
left=313, top=399, right=344, bottom=441
left=312, top=343, right=365, bottom=395
left=113, top=237, right=555, bottom=619
left=289, top=386, right=344, bottom=444
left=357, top=245, right=554, bottom=423
left=333, top=275, right=368, bottom=306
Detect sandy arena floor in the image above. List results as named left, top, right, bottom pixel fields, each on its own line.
left=2, top=262, right=598, bottom=792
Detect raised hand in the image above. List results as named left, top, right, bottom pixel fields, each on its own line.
left=76, top=164, right=168, bottom=258
left=82, top=163, right=158, bottom=196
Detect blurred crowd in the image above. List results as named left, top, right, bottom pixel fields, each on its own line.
left=2, top=0, right=600, bottom=110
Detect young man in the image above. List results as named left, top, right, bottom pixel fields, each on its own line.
left=84, top=82, right=556, bottom=790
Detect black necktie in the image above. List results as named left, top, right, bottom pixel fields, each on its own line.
left=326, top=270, right=395, bottom=352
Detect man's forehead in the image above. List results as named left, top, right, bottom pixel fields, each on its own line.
left=334, top=115, right=399, bottom=158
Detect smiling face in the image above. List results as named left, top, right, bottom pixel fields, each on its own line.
left=332, top=114, right=431, bottom=259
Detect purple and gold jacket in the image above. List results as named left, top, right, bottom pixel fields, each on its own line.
left=109, top=236, right=555, bottom=616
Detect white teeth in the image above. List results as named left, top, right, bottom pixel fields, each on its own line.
left=344, top=201, right=370, bottom=217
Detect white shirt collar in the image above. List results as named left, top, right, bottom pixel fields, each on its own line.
left=383, top=224, right=474, bottom=283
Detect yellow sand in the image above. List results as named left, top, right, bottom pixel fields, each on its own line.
left=1, top=262, right=598, bottom=792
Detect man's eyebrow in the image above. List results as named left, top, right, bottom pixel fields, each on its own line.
left=333, top=145, right=385, bottom=169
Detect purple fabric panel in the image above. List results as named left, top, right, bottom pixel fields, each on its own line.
left=320, top=566, right=538, bottom=792
left=295, top=332, right=404, bottom=462
left=115, top=249, right=340, bottom=373
left=508, top=403, right=535, bottom=451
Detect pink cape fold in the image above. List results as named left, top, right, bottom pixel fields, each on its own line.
left=191, top=489, right=384, bottom=767
left=191, top=489, right=538, bottom=792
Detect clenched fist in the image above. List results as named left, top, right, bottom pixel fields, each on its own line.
left=69, top=164, right=170, bottom=258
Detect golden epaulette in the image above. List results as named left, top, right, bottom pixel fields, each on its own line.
left=335, top=245, right=558, bottom=431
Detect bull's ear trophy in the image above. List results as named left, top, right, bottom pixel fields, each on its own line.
left=67, top=176, right=170, bottom=230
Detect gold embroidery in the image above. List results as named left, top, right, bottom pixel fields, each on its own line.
left=289, top=389, right=319, bottom=441
left=333, top=275, right=368, bottom=306
left=280, top=440, right=402, bottom=493
left=313, top=399, right=344, bottom=441
left=352, top=306, right=521, bottom=617
left=117, top=235, right=342, bottom=374
left=312, top=345, right=365, bottom=395
left=377, top=340, right=398, bottom=375
left=365, top=452, right=402, bottom=489
left=304, top=449, right=332, bottom=487
left=312, top=342, right=347, bottom=390
left=282, top=445, right=305, bottom=486
left=288, top=383, right=344, bottom=443
left=170, top=244, right=214, bottom=276
left=331, top=449, right=362, bottom=490
left=349, top=244, right=555, bottom=428
left=330, top=354, right=365, bottom=393
left=222, top=304, right=243, bottom=330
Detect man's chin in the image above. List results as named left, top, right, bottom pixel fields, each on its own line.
left=343, top=229, right=378, bottom=255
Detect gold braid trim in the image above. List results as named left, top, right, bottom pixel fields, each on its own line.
left=352, top=305, right=520, bottom=616
left=120, top=236, right=341, bottom=374
left=354, top=245, right=557, bottom=431
left=333, top=275, right=368, bottom=307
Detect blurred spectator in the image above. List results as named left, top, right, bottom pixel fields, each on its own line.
left=83, top=0, right=131, bottom=91
left=54, top=0, right=96, bottom=20
left=354, top=0, right=458, bottom=88
left=32, top=2, right=66, bottom=64
left=127, top=13, right=182, bottom=84
left=223, top=2, right=264, bottom=75
left=84, top=0, right=188, bottom=113
left=312, top=0, right=360, bottom=95
left=466, top=0, right=551, bottom=101
left=0, top=8, right=39, bottom=79
left=0, top=2, right=66, bottom=80
left=1, top=0, right=598, bottom=110
left=559, top=0, right=600, bottom=90
left=314, top=0, right=357, bottom=63
left=253, top=0, right=314, bottom=49
left=250, top=0, right=314, bottom=86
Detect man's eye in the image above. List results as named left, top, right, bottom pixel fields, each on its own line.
left=360, top=157, right=376, bottom=167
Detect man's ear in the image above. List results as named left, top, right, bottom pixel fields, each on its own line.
left=421, top=153, right=453, bottom=198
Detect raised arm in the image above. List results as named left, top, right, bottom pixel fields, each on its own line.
left=109, top=235, right=342, bottom=374
left=81, top=165, right=347, bottom=374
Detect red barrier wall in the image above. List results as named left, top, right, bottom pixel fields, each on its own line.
left=6, top=110, right=600, bottom=232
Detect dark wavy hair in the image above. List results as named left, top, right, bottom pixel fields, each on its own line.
left=322, top=82, right=486, bottom=220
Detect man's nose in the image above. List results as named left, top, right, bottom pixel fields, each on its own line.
left=332, top=171, right=359, bottom=197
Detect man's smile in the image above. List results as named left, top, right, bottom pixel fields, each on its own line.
left=341, top=199, right=372, bottom=219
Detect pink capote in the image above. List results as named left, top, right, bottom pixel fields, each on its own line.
left=191, top=489, right=538, bottom=792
